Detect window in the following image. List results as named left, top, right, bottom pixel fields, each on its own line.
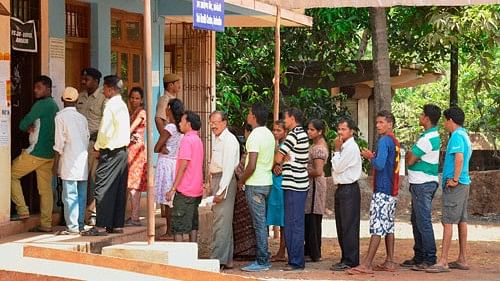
left=110, top=9, right=143, bottom=91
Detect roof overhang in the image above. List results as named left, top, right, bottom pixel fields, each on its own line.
left=258, top=0, right=498, bottom=8
left=161, top=0, right=312, bottom=27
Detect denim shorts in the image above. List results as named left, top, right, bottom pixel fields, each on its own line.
left=442, top=184, right=469, bottom=224
left=369, top=192, right=398, bottom=236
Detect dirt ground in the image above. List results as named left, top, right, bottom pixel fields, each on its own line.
left=223, top=238, right=500, bottom=281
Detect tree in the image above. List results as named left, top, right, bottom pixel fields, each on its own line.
left=369, top=7, right=392, bottom=113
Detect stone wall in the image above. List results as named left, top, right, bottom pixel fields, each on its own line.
left=325, top=170, right=500, bottom=219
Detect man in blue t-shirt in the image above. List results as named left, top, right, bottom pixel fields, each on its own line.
left=426, top=107, right=472, bottom=273
left=350, top=110, right=400, bottom=275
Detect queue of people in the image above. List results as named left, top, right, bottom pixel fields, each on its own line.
left=9, top=71, right=472, bottom=274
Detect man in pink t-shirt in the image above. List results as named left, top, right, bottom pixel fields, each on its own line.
left=166, top=111, right=204, bottom=242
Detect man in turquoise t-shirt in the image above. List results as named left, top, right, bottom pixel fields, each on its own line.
left=11, top=75, right=59, bottom=232
left=426, top=107, right=472, bottom=273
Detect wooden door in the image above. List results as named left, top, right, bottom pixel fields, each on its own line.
left=10, top=0, right=41, bottom=214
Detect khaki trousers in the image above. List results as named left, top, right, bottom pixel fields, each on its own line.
left=85, top=141, right=98, bottom=221
left=11, top=151, right=54, bottom=229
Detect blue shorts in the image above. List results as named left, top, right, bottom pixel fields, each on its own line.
left=369, top=192, right=397, bottom=236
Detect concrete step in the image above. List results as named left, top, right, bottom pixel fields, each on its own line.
left=102, top=241, right=220, bottom=273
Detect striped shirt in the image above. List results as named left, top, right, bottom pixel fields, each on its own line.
left=279, top=126, right=310, bottom=191
left=408, top=127, right=441, bottom=184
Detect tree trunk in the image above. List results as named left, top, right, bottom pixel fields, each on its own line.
left=450, top=44, right=459, bottom=107
left=369, top=7, right=392, bottom=114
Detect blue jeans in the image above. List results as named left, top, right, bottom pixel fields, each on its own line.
left=245, top=185, right=270, bottom=265
left=285, top=189, right=307, bottom=269
left=62, top=180, right=87, bottom=232
left=410, top=181, right=438, bottom=264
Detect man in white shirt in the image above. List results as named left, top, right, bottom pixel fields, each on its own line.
left=52, top=87, right=90, bottom=235
left=208, top=111, right=240, bottom=270
left=82, top=75, right=130, bottom=236
left=330, top=117, right=362, bottom=271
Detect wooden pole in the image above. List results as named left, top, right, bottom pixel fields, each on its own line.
left=273, top=1, right=281, bottom=121
left=143, top=0, right=155, bottom=245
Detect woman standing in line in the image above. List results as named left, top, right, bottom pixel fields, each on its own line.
left=267, top=120, right=287, bottom=261
left=304, top=119, right=329, bottom=262
left=125, top=87, right=147, bottom=226
left=154, top=98, right=184, bottom=240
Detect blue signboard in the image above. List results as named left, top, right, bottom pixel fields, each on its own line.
left=193, top=0, right=224, bottom=32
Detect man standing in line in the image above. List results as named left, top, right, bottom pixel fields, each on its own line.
left=82, top=75, right=130, bottom=236
left=208, top=111, right=240, bottom=270
left=52, top=87, right=89, bottom=235
left=155, top=73, right=181, bottom=132
left=76, top=67, right=105, bottom=226
left=10, top=75, right=59, bottom=232
left=330, top=117, right=362, bottom=271
left=275, top=107, right=310, bottom=271
left=166, top=111, right=204, bottom=242
left=400, top=104, right=441, bottom=270
left=349, top=110, right=401, bottom=275
left=426, top=107, right=472, bottom=273
left=238, top=103, right=275, bottom=272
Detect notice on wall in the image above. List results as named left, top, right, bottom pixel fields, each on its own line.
left=0, top=53, right=10, bottom=114
left=0, top=118, right=8, bottom=147
left=152, top=70, right=159, bottom=87
left=49, top=38, right=65, bottom=110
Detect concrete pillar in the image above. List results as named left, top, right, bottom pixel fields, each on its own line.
left=0, top=0, right=10, bottom=224
left=90, top=2, right=111, bottom=75
left=357, top=99, right=369, bottom=142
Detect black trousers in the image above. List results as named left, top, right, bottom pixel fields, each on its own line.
left=304, top=213, right=323, bottom=261
left=95, top=147, right=128, bottom=229
left=334, top=182, right=361, bottom=267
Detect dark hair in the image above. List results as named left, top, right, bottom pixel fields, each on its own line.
left=168, top=98, right=184, bottom=131
left=34, top=75, right=52, bottom=89
left=443, top=107, right=465, bottom=126
left=422, top=104, right=441, bottom=126
left=308, top=119, right=326, bottom=136
left=274, top=119, right=286, bottom=130
left=244, top=123, right=253, bottom=133
left=103, top=75, right=123, bottom=90
left=184, top=110, right=202, bottom=131
left=376, top=110, right=396, bottom=127
left=250, top=103, right=269, bottom=126
left=337, top=117, right=357, bottom=130
left=209, top=111, right=227, bottom=122
left=129, top=87, right=144, bottom=99
left=284, top=107, right=304, bottom=124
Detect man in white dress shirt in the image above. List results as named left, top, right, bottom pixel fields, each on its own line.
left=209, top=111, right=240, bottom=270
left=330, top=117, right=362, bottom=271
left=52, top=87, right=90, bottom=235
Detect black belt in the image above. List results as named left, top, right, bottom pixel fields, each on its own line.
left=338, top=181, right=358, bottom=187
left=100, top=146, right=127, bottom=153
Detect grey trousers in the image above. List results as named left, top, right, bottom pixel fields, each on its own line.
left=210, top=173, right=237, bottom=265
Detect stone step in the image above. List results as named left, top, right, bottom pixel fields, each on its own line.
left=102, top=241, right=220, bottom=273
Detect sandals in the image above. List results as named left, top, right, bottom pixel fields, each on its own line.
left=29, top=226, right=53, bottom=233
left=106, top=227, right=124, bottom=234
left=374, top=262, right=397, bottom=272
left=425, top=264, right=450, bottom=273
left=448, top=261, right=470, bottom=270
left=330, top=262, right=351, bottom=271
left=81, top=227, right=108, bottom=236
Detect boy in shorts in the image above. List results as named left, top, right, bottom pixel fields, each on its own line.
left=349, top=110, right=401, bottom=275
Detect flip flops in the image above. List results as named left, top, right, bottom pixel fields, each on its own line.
left=374, top=262, right=397, bottom=272
left=448, top=261, right=470, bottom=270
left=81, top=227, right=108, bottom=236
left=346, top=267, right=375, bottom=275
left=425, top=264, right=450, bottom=273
